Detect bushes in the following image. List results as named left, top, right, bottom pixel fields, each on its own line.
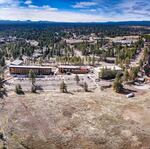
left=99, top=68, right=118, bottom=80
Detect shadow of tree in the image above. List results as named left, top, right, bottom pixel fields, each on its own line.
left=120, top=88, right=137, bottom=95
left=0, top=88, right=8, bottom=99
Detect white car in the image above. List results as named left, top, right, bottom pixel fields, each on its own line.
left=126, top=93, right=135, bottom=98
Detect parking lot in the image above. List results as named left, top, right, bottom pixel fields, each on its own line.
left=5, top=73, right=98, bottom=92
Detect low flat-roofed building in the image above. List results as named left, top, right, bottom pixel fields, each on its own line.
left=65, top=39, right=94, bottom=44
left=26, top=40, right=39, bottom=46
left=32, top=53, right=42, bottom=59
left=108, top=36, right=139, bottom=46
left=0, top=39, right=5, bottom=44
left=94, top=65, right=122, bottom=78
left=58, top=65, right=90, bottom=74
left=9, top=65, right=53, bottom=75
left=105, top=57, right=116, bottom=63
left=10, top=59, right=23, bottom=66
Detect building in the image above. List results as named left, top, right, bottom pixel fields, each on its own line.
left=105, top=57, right=116, bottom=63
left=9, top=65, right=53, bottom=75
left=10, top=59, right=23, bottom=66
left=108, top=36, right=139, bottom=46
left=94, top=65, right=122, bottom=78
left=0, top=38, right=5, bottom=44
left=65, top=39, right=94, bottom=44
left=58, top=65, right=90, bottom=74
left=26, top=40, right=39, bottom=46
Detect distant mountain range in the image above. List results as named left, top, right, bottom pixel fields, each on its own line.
left=0, top=20, right=150, bottom=26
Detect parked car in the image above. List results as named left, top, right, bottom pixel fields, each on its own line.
left=126, top=93, right=135, bottom=98
left=66, top=72, right=71, bottom=75
left=95, top=78, right=100, bottom=82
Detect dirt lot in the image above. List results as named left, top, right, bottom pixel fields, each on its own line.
left=5, top=74, right=97, bottom=92
left=0, top=88, right=150, bottom=149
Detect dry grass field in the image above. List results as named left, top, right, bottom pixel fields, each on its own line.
left=0, top=88, right=150, bottom=149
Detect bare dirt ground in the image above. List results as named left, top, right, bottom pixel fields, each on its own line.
left=0, top=88, right=150, bottom=149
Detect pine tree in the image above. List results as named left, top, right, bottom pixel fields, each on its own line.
left=60, top=81, right=67, bottom=93
left=29, top=70, right=36, bottom=85
left=31, top=85, right=37, bottom=93
left=123, top=69, right=129, bottom=82
left=83, top=82, right=88, bottom=92
left=139, top=59, right=143, bottom=68
left=0, top=77, right=4, bottom=89
left=0, top=57, right=5, bottom=67
left=113, top=73, right=123, bottom=93
left=29, top=70, right=36, bottom=93
left=129, top=67, right=139, bottom=81
left=75, top=74, right=80, bottom=85
left=15, top=84, right=23, bottom=94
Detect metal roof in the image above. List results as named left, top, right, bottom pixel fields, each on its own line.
left=9, top=65, right=52, bottom=69
left=11, top=59, right=23, bottom=65
left=58, top=65, right=88, bottom=69
left=58, top=65, right=81, bottom=69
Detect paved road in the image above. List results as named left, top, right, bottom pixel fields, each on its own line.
left=130, top=47, right=145, bottom=67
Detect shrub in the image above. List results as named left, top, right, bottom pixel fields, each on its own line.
left=113, top=74, right=123, bottom=93
left=99, top=68, right=118, bottom=80
left=60, top=81, right=67, bottom=93
left=31, top=85, right=37, bottom=93
left=15, top=84, right=24, bottom=94
left=75, top=74, right=80, bottom=85
left=83, top=82, right=88, bottom=92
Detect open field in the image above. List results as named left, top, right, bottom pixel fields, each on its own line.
left=0, top=88, right=150, bottom=149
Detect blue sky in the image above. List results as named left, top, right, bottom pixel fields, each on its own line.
left=0, top=0, right=149, bottom=22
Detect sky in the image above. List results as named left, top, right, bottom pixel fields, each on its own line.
left=0, top=0, right=149, bottom=22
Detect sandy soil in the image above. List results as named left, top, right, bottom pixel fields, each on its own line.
left=0, top=88, right=150, bottom=149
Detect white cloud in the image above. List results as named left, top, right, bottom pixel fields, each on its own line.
left=28, top=5, right=58, bottom=11
left=0, top=0, right=19, bottom=5
left=72, top=1, right=97, bottom=8
left=24, top=0, right=32, bottom=5
left=28, top=5, right=38, bottom=8
left=0, top=0, right=149, bottom=22
left=0, top=0, right=12, bottom=4
left=0, top=6, right=106, bottom=22
left=114, top=0, right=150, bottom=18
